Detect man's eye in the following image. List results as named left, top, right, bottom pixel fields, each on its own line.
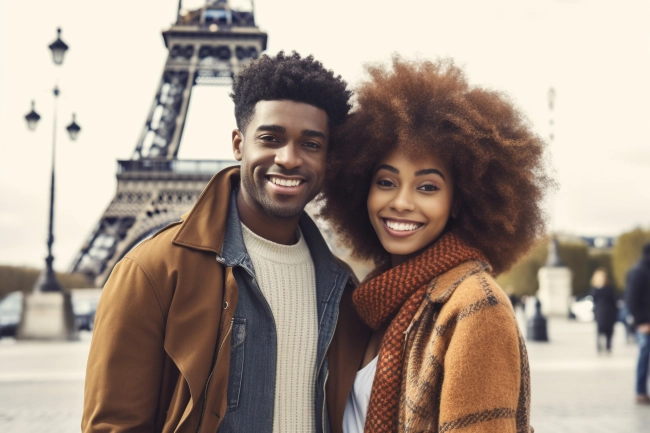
left=260, top=135, right=278, bottom=142
left=377, top=179, right=394, bottom=187
left=418, top=184, right=439, bottom=192
left=303, top=142, right=320, bottom=149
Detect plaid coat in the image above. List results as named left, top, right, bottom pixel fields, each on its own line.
left=399, top=260, right=533, bottom=433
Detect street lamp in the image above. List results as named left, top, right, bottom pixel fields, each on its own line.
left=24, top=101, right=41, bottom=131
left=17, top=27, right=81, bottom=341
left=66, top=113, right=81, bottom=141
left=24, top=94, right=81, bottom=139
left=48, top=28, right=69, bottom=65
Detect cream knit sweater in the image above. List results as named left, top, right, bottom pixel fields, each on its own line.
left=241, top=223, right=318, bottom=433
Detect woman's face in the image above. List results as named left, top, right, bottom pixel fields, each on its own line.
left=367, top=148, right=454, bottom=262
left=592, top=270, right=607, bottom=288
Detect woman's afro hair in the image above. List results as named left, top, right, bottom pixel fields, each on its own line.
left=230, top=51, right=352, bottom=132
left=318, top=57, right=554, bottom=275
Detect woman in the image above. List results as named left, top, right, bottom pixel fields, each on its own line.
left=320, top=57, right=551, bottom=433
left=589, top=268, right=618, bottom=353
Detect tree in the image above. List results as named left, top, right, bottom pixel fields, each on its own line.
left=612, top=228, right=650, bottom=289
left=0, top=265, right=91, bottom=300
left=497, top=238, right=547, bottom=296
left=497, top=236, right=604, bottom=297
left=557, top=241, right=590, bottom=297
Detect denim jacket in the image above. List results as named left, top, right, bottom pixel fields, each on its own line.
left=216, top=190, right=349, bottom=433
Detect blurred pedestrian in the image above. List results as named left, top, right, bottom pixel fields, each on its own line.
left=589, top=268, right=618, bottom=354
left=624, top=242, right=650, bottom=405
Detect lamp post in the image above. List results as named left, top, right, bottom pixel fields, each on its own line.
left=17, top=28, right=81, bottom=341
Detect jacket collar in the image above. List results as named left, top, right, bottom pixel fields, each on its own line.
left=172, top=165, right=240, bottom=254
left=426, top=260, right=491, bottom=304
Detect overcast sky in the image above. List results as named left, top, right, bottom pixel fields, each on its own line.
left=1, top=0, right=649, bottom=271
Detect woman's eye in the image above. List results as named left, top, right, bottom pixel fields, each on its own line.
left=303, top=141, right=320, bottom=149
left=377, top=179, right=394, bottom=187
left=418, top=184, right=439, bottom=192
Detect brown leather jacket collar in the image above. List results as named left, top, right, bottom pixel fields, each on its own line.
left=172, top=165, right=241, bottom=254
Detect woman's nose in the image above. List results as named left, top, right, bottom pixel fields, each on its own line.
left=390, top=188, right=415, bottom=212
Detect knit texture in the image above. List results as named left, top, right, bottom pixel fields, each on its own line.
left=353, top=232, right=486, bottom=433
left=241, top=224, right=318, bottom=433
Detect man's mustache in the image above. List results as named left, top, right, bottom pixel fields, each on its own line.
left=265, top=167, right=310, bottom=179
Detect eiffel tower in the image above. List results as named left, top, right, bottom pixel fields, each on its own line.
left=70, top=0, right=267, bottom=287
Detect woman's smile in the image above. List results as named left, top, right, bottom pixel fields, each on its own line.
left=381, top=218, right=425, bottom=238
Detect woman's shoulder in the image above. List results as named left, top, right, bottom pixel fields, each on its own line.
left=433, top=261, right=516, bottom=321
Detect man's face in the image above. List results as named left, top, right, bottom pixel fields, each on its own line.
left=233, top=100, right=329, bottom=220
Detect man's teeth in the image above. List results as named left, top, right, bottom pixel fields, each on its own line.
left=270, top=177, right=302, bottom=187
left=385, top=220, right=421, bottom=231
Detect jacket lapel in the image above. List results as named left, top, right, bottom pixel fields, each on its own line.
left=172, top=165, right=240, bottom=254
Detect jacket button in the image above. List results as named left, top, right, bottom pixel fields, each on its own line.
left=223, top=301, right=228, bottom=310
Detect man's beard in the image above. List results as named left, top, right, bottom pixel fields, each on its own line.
left=241, top=172, right=310, bottom=219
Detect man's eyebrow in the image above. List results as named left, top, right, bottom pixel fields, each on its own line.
left=377, top=164, right=399, bottom=174
left=302, top=129, right=327, bottom=139
left=256, top=124, right=285, bottom=133
left=415, top=168, right=446, bottom=180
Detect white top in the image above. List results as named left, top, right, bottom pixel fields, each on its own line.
left=342, top=356, right=379, bottom=433
left=241, top=223, right=319, bottom=433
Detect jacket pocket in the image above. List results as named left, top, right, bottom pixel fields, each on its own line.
left=227, top=317, right=246, bottom=411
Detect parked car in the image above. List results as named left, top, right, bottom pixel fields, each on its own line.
left=71, top=289, right=102, bottom=331
left=569, top=295, right=595, bottom=322
left=0, top=291, right=23, bottom=337
left=0, top=289, right=102, bottom=337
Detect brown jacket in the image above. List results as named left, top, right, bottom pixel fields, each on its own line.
left=327, top=260, right=532, bottom=433
left=83, top=167, right=242, bottom=432
left=82, top=166, right=351, bottom=433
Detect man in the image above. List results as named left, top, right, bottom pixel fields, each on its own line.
left=82, top=51, right=352, bottom=432
left=625, top=242, right=650, bottom=405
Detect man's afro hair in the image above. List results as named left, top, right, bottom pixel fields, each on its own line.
left=230, top=51, right=352, bottom=132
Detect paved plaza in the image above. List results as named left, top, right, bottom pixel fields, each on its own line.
left=1, top=317, right=649, bottom=432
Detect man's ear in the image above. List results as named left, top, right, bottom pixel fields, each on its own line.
left=232, top=129, right=244, bottom=161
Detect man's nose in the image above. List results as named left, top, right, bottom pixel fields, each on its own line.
left=274, top=143, right=303, bottom=170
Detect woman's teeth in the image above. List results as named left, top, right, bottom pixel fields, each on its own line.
left=270, top=177, right=302, bottom=187
left=385, top=220, right=421, bottom=231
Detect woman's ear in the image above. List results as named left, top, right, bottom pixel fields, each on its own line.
left=451, top=200, right=460, bottom=219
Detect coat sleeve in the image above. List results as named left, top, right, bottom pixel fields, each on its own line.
left=625, top=266, right=650, bottom=326
left=438, top=300, right=530, bottom=433
left=626, top=268, right=650, bottom=326
left=82, top=257, right=167, bottom=432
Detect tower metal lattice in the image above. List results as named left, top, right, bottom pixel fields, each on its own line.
left=70, top=1, right=267, bottom=286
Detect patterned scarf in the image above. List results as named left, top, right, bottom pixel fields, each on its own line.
left=353, top=231, right=486, bottom=432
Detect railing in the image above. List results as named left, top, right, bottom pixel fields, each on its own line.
left=117, top=159, right=238, bottom=175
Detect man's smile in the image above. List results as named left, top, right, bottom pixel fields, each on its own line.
left=267, top=175, right=305, bottom=187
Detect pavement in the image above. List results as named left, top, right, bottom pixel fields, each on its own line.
left=0, top=318, right=649, bottom=432
left=525, top=317, right=650, bottom=432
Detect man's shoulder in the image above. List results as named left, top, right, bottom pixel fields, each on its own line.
left=122, top=219, right=221, bottom=285
left=628, top=262, right=650, bottom=281
left=125, top=220, right=184, bottom=265
left=332, top=257, right=360, bottom=286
